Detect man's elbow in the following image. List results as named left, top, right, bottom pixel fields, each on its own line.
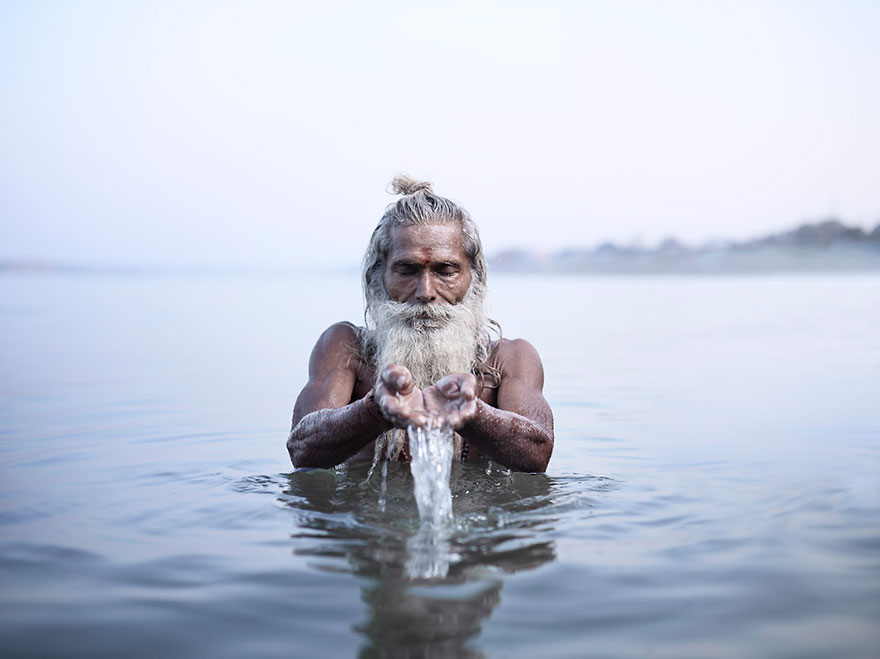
left=286, top=432, right=311, bottom=469
left=508, top=455, right=549, bottom=474
left=287, top=432, right=337, bottom=470
left=528, top=431, right=554, bottom=473
left=500, top=432, right=552, bottom=473
left=286, top=433, right=299, bottom=467
left=526, top=453, right=551, bottom=474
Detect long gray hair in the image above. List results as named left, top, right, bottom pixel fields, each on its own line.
left=361, top=175, right=501, bottom=379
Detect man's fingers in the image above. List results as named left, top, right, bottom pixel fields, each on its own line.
left=380, top=371, right=478, bottom=431
left=437, top=377, right=458, bottom=397
left=437, top=373, right=476, bottom=400
left=376, top=383, right=433, bottom=430
left=381, top=364, right=414, bottom=395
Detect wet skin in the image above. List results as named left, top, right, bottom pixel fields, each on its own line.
left=287, top=223, right=554, bottom=472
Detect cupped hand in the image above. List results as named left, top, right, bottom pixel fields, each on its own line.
left=374, top=364, right=431, bottom=428
left=422, top=373, right=478, bottom=430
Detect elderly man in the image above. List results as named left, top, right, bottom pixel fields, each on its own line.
left=287, top=176, right=554, bottom=473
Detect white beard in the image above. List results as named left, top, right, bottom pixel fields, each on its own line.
left=363, top=285, right=490, bottom=463
left=366, top=289, right=488, bottom=389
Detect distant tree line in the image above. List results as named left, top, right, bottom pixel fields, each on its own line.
left=490, top=219, right=880, bottom=274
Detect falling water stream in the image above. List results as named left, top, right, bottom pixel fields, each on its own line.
left=404, top=423, right=458, bottom=578
left=364, top=422, right=458, bottom=577
left=407, top=423, right=454, bottom=524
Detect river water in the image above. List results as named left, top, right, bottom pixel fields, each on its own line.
left=1, top=271, right=878, bottom=658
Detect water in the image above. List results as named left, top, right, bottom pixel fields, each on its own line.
left=408, top=423, right=455, bottom=526
left=1, top=271, right=879, bottom=657
left=405, top=423, right=456, bottom=579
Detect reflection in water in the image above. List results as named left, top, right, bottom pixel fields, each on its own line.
left=281, top=461, right=561, bottom=657
left=405, top=522, right=459, bottom=580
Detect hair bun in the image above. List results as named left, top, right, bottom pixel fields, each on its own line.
left=389, top=174, right=433, bottom=196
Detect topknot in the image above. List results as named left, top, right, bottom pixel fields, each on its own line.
left=389, top=174, right=433, bottom=196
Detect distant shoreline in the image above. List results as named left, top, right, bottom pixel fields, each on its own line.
left=490, top=219, right=880, bottom=275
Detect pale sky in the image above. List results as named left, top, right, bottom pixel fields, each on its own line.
left=1, top=0, right=878, bottom=268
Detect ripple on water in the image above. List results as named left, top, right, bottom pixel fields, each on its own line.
left=229, top=473, right=289, bottom=494
left=258, top=461, right=624, bottom=585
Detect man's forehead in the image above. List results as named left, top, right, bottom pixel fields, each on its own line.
left=388, top=223, right=467, bottom=261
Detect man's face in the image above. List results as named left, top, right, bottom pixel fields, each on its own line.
left=383, top=223, right=472, bottom=306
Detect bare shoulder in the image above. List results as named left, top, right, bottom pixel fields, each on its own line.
left=494, top=338, right=545, bottom=384
left=309, top=321, right=362, bottom=369
left=315, top=320, right=361, bottom=347
left=304, top=321, right=365, bottom=392
left=492, top=337, right=552, bottom=432
left=293, top=322, right=364, bottom=425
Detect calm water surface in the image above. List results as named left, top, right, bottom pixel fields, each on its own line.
left=1, top=272, right=878, bottom=658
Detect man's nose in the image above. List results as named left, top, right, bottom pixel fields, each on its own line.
left=415, top=273, right=436, bottom=303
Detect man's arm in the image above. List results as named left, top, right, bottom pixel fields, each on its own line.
left=459, top=339, right=554, bottom=473
left=287, top=323, right=391, bottom=469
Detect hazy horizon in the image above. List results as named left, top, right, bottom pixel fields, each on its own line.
left=2, top=215, right=878, bottom=272
left=2, top=1, right=879, bottom=269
